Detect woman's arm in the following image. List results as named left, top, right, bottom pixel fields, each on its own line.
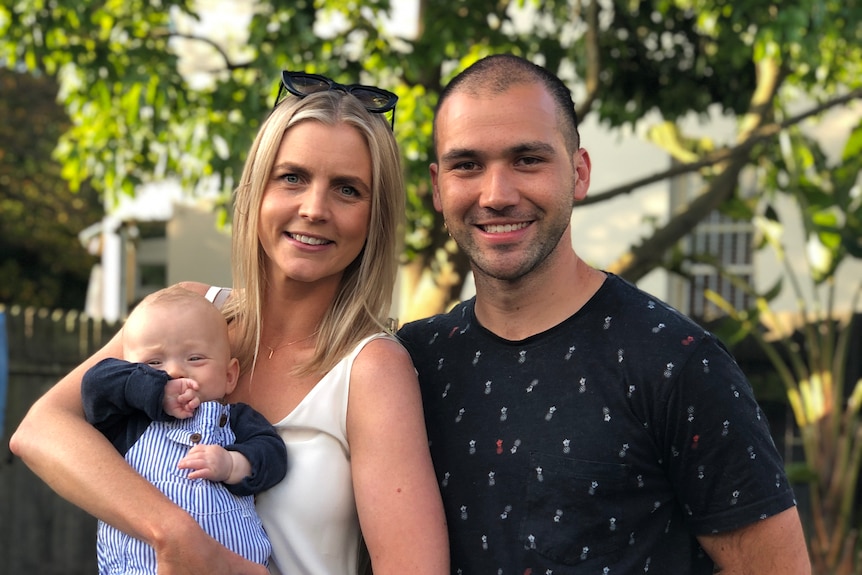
left=348, top=337, right=450, bottom=574
left=9, top=324, right=267, bottom=575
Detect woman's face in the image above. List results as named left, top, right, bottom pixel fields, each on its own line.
left=257, top=120, right=372, bottom=288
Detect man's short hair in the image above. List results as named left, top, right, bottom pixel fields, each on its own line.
left=434, top=54, right=581, bottom=154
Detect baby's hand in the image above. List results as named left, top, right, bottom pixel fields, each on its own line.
left=178, top=444, right=250, bottom=484
left=163, top=378, right=201, bottom=419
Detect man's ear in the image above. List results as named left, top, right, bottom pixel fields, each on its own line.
left=573, top=148, right=591, bottom=202
left=224, top=357, right=240, bottom=396
left=430, top=163, right=443, bottom=212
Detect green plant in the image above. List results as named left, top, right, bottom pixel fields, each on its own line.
left=706, top=219, right=862, bottom=573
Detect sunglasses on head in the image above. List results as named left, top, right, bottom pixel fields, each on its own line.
left=274, top=71, right=398, bottom=128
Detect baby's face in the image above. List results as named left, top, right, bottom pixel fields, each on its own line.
left=123, top=300, right=236, bottom=402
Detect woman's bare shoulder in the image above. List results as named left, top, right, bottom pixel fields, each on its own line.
left=351, top=335, right=415, bottom=388
left=355, top=334, right=411, bottom=364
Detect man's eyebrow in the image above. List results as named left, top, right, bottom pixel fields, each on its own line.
left=510, top=141, right=557, bottom=156
left=439, top=142, right=557, bottom=163
left=439, top=147, right=480, bottom=163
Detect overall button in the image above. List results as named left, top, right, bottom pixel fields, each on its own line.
left=190, top=433, right=202, bottom=444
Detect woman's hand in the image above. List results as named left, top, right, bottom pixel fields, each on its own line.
left=153, top=517, right=269, bottom=575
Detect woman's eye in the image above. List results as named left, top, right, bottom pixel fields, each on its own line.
left=281, top=173, right=300, bottom=184
left=339, top=185, right=359, bottom=197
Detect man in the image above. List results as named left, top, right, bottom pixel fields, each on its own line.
left=398, top=54, right=810, bottom=574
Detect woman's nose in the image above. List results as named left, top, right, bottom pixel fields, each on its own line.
left=298, top=184, right=330, bottom=221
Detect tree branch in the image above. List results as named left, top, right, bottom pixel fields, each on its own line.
left=581, top=86, right=862, bottom=207
left=574, top=0, right=601, bottom=120
left=158, top=31, right=250, bottom=72
left=606, top=58, right=787, bottom=281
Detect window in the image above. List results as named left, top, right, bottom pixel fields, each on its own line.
left=132, top=221, right=168, bottom=304
left=668, top=167, right=755, bottom=321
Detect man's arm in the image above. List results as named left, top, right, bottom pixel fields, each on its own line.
left=697, top=507, right=811, bottom=574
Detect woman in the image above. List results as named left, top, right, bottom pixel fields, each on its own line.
left=10, top=72, right=449, bottom=575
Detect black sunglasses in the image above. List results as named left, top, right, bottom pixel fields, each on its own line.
left=274, top=71, right=398, bottom=128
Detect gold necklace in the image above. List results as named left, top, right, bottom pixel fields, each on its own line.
left=263, top=330, right=319, bottom=359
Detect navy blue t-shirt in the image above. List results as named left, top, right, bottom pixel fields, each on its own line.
left=398, top=274, right=796, bottom=574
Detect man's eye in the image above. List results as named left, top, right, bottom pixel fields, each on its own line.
left=520, top=156, right=541, bottom=165
left=455, top=161, right=477, bottom=171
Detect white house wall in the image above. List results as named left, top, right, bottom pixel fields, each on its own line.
left=571, top=112, right=672, bottom=300
left=166, top=203, right=232, bottom=289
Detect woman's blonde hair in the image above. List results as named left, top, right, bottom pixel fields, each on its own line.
left=224, top=90, right=404, bottom=376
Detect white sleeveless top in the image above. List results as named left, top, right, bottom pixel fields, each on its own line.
left=205, top=287, right=386, bottom=575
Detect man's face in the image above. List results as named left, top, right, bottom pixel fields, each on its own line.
left=430, top=83, right=591, bottom=283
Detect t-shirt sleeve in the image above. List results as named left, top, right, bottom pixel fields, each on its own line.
left=662, top=336, right=797, bottom=534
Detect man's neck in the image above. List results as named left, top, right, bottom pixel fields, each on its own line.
left=472, top=252, right=606, bottom=341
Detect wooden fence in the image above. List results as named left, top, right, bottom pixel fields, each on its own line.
left=0, top=305, right=119, bottom=575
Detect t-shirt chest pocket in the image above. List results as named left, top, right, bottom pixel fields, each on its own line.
left=519, top=452, right=631, bottom=567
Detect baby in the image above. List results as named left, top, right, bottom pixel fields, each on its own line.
left=82, top=285, right=286, bottom=573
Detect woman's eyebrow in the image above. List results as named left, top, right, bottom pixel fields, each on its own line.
left=271, top=161, right=304, bottom=172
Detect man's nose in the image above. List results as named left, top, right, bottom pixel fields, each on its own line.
left=478, top=166, right=519, bottom=210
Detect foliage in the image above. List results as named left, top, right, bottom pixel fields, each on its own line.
left=710, top=276, right=862, bottom=574
left=0, top=68, right=101, bottom=309
left=706, top=125, right=862, bottom=574
left=0, top=0, right=860, bottom=319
